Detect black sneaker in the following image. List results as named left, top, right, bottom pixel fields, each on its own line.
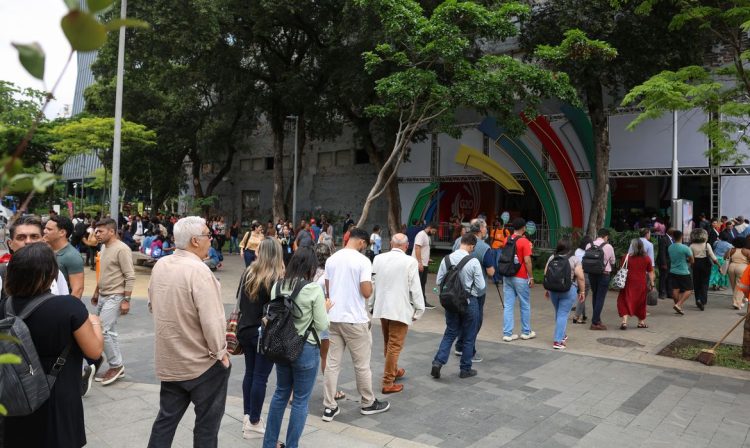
left=697, top=302, right=705, bottom=311
left=322, top=406, right=340, bottom=422
left=424, top=302, right=436, bottom=310
left=459, top=369, right=478, bottom=378
left=431, top=362, right=442, bottom=379
left=360, top=399, right=390, bottom=415
left=81, top=364, right=96, bottom=397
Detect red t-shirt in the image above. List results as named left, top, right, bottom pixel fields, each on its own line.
left=510, top=235, right=533, bottom=279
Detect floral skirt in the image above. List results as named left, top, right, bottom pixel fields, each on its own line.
left=709, top=258, right=730, bottom=288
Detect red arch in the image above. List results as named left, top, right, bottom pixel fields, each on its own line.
left=521, top=113, right=584, bottom=228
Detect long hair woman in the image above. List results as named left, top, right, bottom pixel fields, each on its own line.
left=543, top=238, right=586, bottom=349
left=3, top=244, right=103, bottom=448
left=238, top=238, right=285, bottom=438
left=617, top=238, right=655, bottom=329
left=240, top=223, right=264, bottom=267
left=689, top=228, right=718, bottom=310
left=263, top=247, right=331, bottom=448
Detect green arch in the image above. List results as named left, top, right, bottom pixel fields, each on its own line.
left=478, top=117, right=560, bottom=246
left=560, top=105, right=612, bottom=227
left=407, top=182, right=439, bottom=225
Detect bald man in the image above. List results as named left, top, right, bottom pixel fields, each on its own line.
left=370, top=233, right=425, bottom=394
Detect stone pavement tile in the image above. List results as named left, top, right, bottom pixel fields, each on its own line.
left=411, top=433, right=444, bottom=446
left=557, top=417, right=597, bottom=439
left=467, top=427, right=523, bottom=447
left=604, top=409, right=637, bottom=427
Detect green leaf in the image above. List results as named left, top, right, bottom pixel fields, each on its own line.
left=104, top=18, right=150, bottom=32
left=0, top=404, right=6, bottom=416
left=61, top=11, right=107, bottom=52
left=11, top=42, right=45, bottom=80
left=31, top=172, right=58, bottom=193
left=63, top=0, right=79, bottom=11
left=87, top=0, right=113, bottom=14
left=0, top=353, right=21, bottom=365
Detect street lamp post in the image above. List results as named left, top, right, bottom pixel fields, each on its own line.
left=110, top=0, right=127, bottom=220
left=287, top=115, right=299, bottom=226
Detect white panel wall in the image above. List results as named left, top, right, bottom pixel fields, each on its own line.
left=438, top=129, right=485, bottom=175
left=399, top=139, right=431, bottom=177
left=609, top=109, right=709, bottom=169
left=551, top=120, right=589, bottom=172
left=398, top=183, right=431, bottom=220
left=720, top=176, right=750, bottom=220
left=549, top=180, right=572, bottom=227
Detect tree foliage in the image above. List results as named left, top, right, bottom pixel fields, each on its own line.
left=355, top=0, right=578, bottom=225
left=623, top=1, right=750, bottom=165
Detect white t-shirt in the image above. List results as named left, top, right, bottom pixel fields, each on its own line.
left=412, top=230, right=431, bottom=265
left=325, top=248, right=372, bottom=324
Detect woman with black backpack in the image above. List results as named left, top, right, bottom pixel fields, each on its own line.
left=543, top=239, right=586, bottom=350
left=263, top=247, right=331, bottom=448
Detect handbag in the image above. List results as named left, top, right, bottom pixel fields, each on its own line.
left=612, top=254, right=629, bottom=289
left=226, top=279, right=244, bottom=356
left=647, top=289, right=658, bottom=306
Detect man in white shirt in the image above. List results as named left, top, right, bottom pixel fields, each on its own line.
left=322, top=227, right=390, bottom=422
left=371, top=233, right=424, bottom=394
left=629, top=228, right=655, bottom=267
left=412, top=222, right=437, bottom=309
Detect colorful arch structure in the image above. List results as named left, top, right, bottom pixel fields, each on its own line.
left=407, top=182, right=438, bottom=225
left=455, top=144, right=525, bottom=194
left=478, top=117, right=561, bottom=245
left=522, top=113, right=584, bottom=228
left=560, top=105, right=612, bottom=227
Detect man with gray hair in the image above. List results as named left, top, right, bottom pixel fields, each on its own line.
left=370, top=233, right=425, bottom=394
left=147, top=216, right=230, bottom=448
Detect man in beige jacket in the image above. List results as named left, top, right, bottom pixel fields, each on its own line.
left=147, top=216, right=229, bottom=448
left=371, top=233, right=425, bottom=394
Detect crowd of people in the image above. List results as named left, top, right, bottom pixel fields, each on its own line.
left=6, top=206, right=750, bottom=448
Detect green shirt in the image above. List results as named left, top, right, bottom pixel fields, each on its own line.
left=273, top=280, right=329, bottom=345
left=668, top=243, right=693, bottom=276
left=56, top=243, right=84, bottom=286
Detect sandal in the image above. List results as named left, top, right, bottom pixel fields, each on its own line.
left=572, top=317, right=580, bottom=324
left=673, top=305, right=684, bottom=315
left=637, top=323, right=648, bottom=328
left=620, top=323, right=627, bottom=330
left=334, top=391, right=346, bottom=400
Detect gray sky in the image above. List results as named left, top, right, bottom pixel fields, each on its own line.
left=0, top=0, right=79, bottom=118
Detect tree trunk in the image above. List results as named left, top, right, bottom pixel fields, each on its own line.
left=386, top=175, right=402, bottom=235
left=358, top=140, right=405, bottom=228
left=283, top=115, right=307, bottom=218
left=586, top=81, right=610, bottom=238
left=271, top=116, right=286, bottom=223
left=743, top=311, right=750, bottom=359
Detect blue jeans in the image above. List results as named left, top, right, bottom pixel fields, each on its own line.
left=588, top=273, right=610, bottom=325
left=503, top=277, right=532, bottom=336
left=456, top=293, right=485, bottom=355
left=229, top=236, right=239, bottom=254
left=433, top=296, right=479, bottom=372
left=239, top=330, right=274, bottom=423
left=243, top=250, right=255, bottom=267
left=263, top=343, right=320, bottom=448
left=549, top=288, right=577, bottom=342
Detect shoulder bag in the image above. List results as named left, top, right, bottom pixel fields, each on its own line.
left=226, top=279, right=244, bottom=355
left=611, top=254, right=629, bottom=289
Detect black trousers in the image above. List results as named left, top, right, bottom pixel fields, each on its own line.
left=148, top=361, right=231, bottom=448
left=693, top=258, right=712, bottom=305
left=588, top=273, right=610, bottom=325
left=658, top=266, right=671, bottom=298
left=419, top=269, right=428, bottom=301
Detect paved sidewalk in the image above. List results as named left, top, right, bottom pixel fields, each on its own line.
left=81, top=254, right=750, bottom=447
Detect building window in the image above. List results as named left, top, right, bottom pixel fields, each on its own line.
left=318, top=152, right=333, bottom=168
left=242, top=190, right=260, bottom=220
left=336, top=150, right=351, bottom=167
left=265, top=157, right=274, bottom=170
left=240, top=159, right=252, bottom=171
left=252, top=158, right=264, bottom=171
left=355, top=149, right=369, bottom=164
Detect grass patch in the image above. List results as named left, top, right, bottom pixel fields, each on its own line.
left=658, top=337, right=750, bottom=371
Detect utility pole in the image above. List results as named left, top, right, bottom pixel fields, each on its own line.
left=110, top=0, right=127, bottom=219
left=287, top=115, right=299, bottom=226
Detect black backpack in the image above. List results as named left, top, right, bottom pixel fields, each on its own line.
left=543, top=255, right=572, bottom=292
left=260, top=280, right=319, bottom=365
left=0, top=293, right=70, bottom=416
left=438, top=255, right=473, bottom=314
left=497, top=236, right=522, bottom=277
left=582, top=243, right=607, bottom=275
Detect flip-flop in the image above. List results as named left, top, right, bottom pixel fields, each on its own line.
left=334, top=391, right=346, bottom=400
left=637, top=323, right=648, bottom=328
left=673, top=305, right=684, bottom=315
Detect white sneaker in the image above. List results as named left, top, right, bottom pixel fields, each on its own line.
left=502, top=335, right=519, bottom=342
left=242, top=415, right=265, bottom=438
left=520, top=331, right=537, bottom=340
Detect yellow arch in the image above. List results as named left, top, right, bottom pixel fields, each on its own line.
left=455, top=144, right=524, bottom=194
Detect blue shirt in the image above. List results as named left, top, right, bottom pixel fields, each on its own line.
left=436, top=249, right=486, bottom=297
left=452, top=236, right=494, bottom=295
left=714, top=240, right=733, bottom=258
left=406, top=225, right=424, bottom=252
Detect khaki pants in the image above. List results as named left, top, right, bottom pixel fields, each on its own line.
left=729, top=262, right=748, bottom=308
left=323, top=322, right=374, bottom=409
left=380, top=319, right=408, bottom=387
